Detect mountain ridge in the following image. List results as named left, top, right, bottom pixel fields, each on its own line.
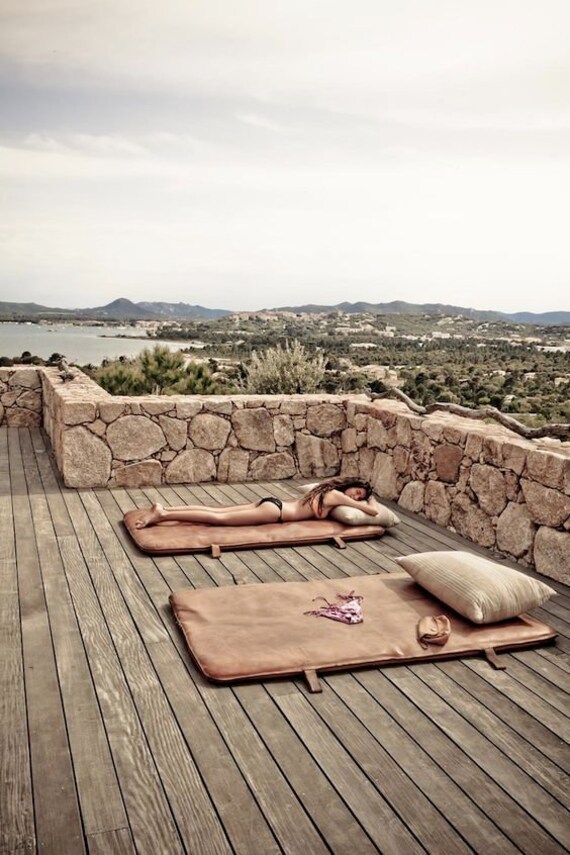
left=0, top=297, right=567, bottom=325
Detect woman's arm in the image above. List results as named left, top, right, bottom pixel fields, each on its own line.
left=323, top=490, right=378, bottom=516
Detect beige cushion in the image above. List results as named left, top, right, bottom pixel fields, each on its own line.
left=299, top=482, right=400, bottom=528
left=395, top=551, right=556, bottom=624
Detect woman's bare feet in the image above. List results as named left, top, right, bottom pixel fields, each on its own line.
left=135, top=502, right=165, bottom=528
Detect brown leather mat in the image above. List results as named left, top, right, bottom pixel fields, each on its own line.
left=123, top=509, right=384, bottom=556
left=170, top=573, right=557, bottom=690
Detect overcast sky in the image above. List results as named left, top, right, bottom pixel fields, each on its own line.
left=1, top=1, right=569, bottom=313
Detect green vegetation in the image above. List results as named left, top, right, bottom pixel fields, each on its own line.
left=241, top=340, right=326, bottom=394
left=90, top=346, right=227, bottom=395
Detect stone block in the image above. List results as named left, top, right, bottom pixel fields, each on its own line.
left=204, top=399, right=234, bottom=415
left=5, top=408, right=42, bottom=427
left=367, top=418, right=389, bottom=449
left=62, top=427, right=112, bottom=487
left=0, top=402, right=4, bottom=424
left=165, top=449, right=216, bottom=483
left=481, top=436, right=503, bottom=467
left=464, top=433, right=483, bottom=461
left=114, top=460, right=163, bottom=487
left=424, top=481, right=451, bottom=527
left=358, top=447, right=375, bottom=479
left=534, top=527, right=570, bottom=584
left=189, top=413, right=231, bottom=450
left=217, top=448, right=250, bottom=483
left=520, top=479, right=570, bottom=527
left=62, top=400, right=97, bottom=425
left=398, top=481, right=425, bottom=513
left=421, top=420, right=444, bottom=442
left=306, top=403, right=346, bottom=436
left=295, top=434, right=339, bottom=478
left=175, top=400, right=203, bottom=419
left=2, top=390, right=21, bottom=407
left=502, top=441, right=528, bottom=475
left=496, top=502, right=536, bottom=559
left=8, top=368, right=41, bottom=389
left=99, top=401, right=126, bottom=423
left=409, top=432, right=432, bottom=480
left=87, top=419, right=107, bottom=437
left=274, top=415, right=295, bottom=447
left=470, top=464, right=507, bottom=516
left=353, top=413, right=367, bottom=431
left=525, top=450, right=566, bottom=490
left=340, top=453, right=360, bottom=477
left=280, top=401, right=307, bottom=415
left=249, top=452, right=296, bottom=481
left=451, top=494, right=495, bottom=548
left=341, top=428, right=357, bottom=454
left=393, top=446, right=410, bottom=474
left=232, top=408, right=275, bottom=452
left=141, top=400, right=175, bottom=416
left=371, top=452, right=398, bottom=501
left=433, top=444, right=462, bottom=483
left=107, top=415, right=166, bottom=461
left=158, top=415, right=188, bottom=451
left=17, top=389, right=42, bottom=413
left=441, top=425, right=465, bottom=445
left=395, top=416, right=412, bottom=447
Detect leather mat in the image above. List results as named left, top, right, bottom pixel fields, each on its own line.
left=123, top=509, right=384, bottom=556
left=170, top=572, right=557, bottom=690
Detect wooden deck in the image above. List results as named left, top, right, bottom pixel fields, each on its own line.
left=2, top=426, right=569, bottom=855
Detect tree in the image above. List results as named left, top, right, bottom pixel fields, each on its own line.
left=242, top=340, right=326, bottom=394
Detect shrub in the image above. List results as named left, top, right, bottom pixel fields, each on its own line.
left=242, top=340, right=326, bottom=394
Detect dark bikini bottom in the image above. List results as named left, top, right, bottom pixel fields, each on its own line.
left=257, top=496, right=283, bottom=521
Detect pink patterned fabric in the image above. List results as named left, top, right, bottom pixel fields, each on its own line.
left=305, top=591, right=364, bottom=624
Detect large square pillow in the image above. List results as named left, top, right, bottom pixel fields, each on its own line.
left=395, top=551, right=556, bottom=624
left=298, top=482, right=400, bottom=528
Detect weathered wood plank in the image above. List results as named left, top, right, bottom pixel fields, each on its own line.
left=357, top=667, right=566, bottom=855
left=20, top=430, right=129, bottom=838
left=9, top=429, right=86, bottom=855
left=85, top=827, right=135, bottom=855
left=0, top=428, right=35, bottom=855
left=328, top=671, right=519, bottom=854
left=268, top=681, right=425, bottom=854
left=65, top=489, right=232, bottom=855
left=57, top=528, right=185, bottom=854
left=380, top=664, right=568, bottom=852
left=96, top=488, right=287, bottom=854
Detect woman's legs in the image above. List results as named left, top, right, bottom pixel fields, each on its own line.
left=135, top=500, right=281, bottom=528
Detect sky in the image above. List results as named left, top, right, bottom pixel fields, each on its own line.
left=1, top=0, right=569, bottom=313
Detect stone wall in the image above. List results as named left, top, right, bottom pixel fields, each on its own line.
left=2, top=365, right=568, bottom=581
left=39, top=367, right=371, bottom=492
left=360, top=400, right=570, bottom=584
left=0, top=367, right=43, bottom=427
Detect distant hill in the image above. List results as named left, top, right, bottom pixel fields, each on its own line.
left=0, top=298, right=230, bottom=321
left=137, top=301, right=229, bottom=319
left=0, top=297, right=567, bottom=325
left=272, top=300, right=570, bottom=325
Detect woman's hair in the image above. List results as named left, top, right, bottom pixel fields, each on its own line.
left=301, top=476, right=373, bottom=515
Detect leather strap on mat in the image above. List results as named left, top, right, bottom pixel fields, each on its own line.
left=304, top=670, right=322, bottom=693
left=484, top=647, right=508, bottom=670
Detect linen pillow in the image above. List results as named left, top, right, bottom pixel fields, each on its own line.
left=395, top=551, right=556, bottom=624
left=298, top=482, right=400, bottom=528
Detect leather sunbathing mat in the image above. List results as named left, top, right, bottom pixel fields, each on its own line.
left=170, top=572, right=557, bottom=688
left=123, top=509, right=384, bottom=556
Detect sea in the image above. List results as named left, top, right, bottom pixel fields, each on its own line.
left=0, top=322, right=203, bottom=366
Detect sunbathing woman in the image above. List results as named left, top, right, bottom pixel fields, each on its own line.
left=134, top=476, right=378, bottom=528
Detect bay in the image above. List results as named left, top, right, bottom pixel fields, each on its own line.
left=0, top=322, right=202, bottom=366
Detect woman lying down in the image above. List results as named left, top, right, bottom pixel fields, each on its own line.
left=135, top=477, right=380, bottom=529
